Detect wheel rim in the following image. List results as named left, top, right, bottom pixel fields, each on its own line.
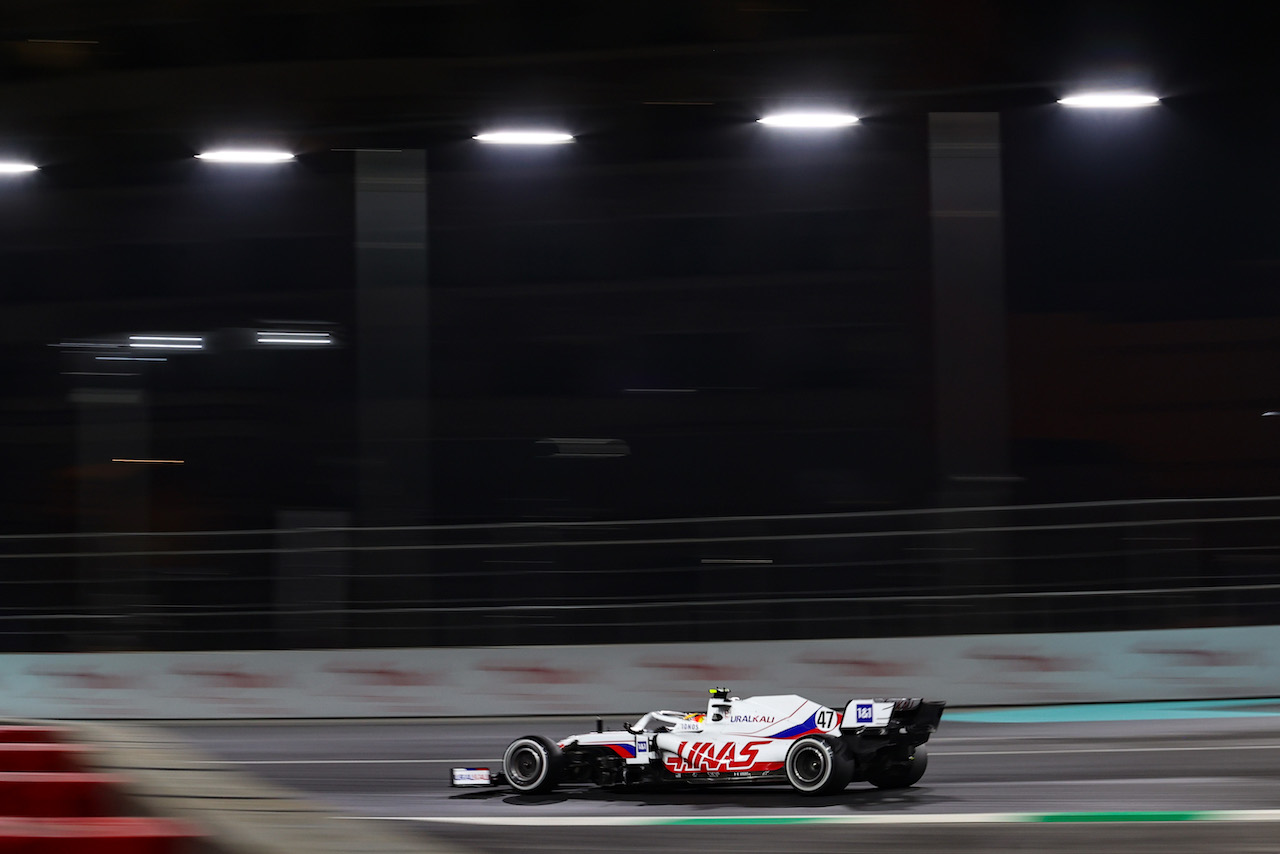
left=792, top=744, right=827, bottom=785
left=509, top=743, right=545, bottom=786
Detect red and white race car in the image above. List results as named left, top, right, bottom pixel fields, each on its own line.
left=453, top=688, right=944, bottom=795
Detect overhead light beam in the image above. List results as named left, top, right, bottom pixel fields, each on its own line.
left=129, top=335, right=204, bottom=350
left=1057, top=93, right=1160, bottom=109
left=758, top=112, right=859, bottom=128
left=473, top=132, right=574, bottom=145
left=196, top=150, right=295, bottom=163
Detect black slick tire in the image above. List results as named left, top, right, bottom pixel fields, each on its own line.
left=866, top=744, right=928, bottom=789
left=784, top=735, right=854, bottom=795
left=502, top=735, right=563, bottom=794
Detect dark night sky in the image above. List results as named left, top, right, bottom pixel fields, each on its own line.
left=0, top=1, right=1277, bottom=529
left=0, top=1, right=1272, bottom=318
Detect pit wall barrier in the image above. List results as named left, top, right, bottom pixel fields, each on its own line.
left=2, top=624, right=1278, bottom=719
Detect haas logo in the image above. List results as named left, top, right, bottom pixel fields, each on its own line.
left=665, top=740, right=770, bottom=773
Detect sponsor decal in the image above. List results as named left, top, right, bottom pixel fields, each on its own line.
left=728, top=714, right=776, bottom=724
left=477, top=663, right=585, bottom=684
left=855, top=703, right=874, bottom=723
left=172, top=668, right=281, bottom=690
left=664, top=740, right=771, bottom=774
left=801, top=656, right=911, bottom=678
left=325, top=663, right=438, bottom=687
left=966, top=650, right=1089, bottom=672
left=678, top=712, right=706, bottom=731
left=28, top=669, right=142, bottom=691
left=451, top=768, right=492, bottom=786
left=1135, top=648, right=1257, bottom=668
left=635, top=661, right=750, bottom=680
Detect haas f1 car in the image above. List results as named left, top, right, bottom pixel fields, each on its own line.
left=453, top=688, right=944, bottom=795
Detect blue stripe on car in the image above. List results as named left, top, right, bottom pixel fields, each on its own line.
left=768, top=712, right=819, bottom=739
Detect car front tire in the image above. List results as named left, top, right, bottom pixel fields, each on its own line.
left=502, top=735, right=563, bottom=794
left=784, top=735, right=853, bottom=795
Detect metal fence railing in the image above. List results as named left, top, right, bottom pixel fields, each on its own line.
left=3, top=496, right=1280, bottom=652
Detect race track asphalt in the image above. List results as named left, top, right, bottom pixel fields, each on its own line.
left=162, top=700, right=1280, bottom=853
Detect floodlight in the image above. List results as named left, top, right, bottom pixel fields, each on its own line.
left=196, top=150, right=295, bottom=163
left=758, top=113, right=859, bottom=128
left=1057, top=93, right=1160, bottom=109
left=256, top=331, right=334, bottom=346
left=473, top=132, right=574, bottom=145
left=129, top=335, right=204, bottom=350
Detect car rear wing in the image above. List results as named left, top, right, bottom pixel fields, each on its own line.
left=840, top=698, right=945, bottom=733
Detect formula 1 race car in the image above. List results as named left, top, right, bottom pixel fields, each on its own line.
left=452, top=688, right=944, bottom=795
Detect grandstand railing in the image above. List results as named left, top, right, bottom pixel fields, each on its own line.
left=2, top=496, right=1279, bottom=651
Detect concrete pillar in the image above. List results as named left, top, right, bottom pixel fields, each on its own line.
left=354, top=149, right=432, bottom=644
left=927, top=112, right=1016, bottom=629
left=355, top=150, right=430, bottom=522
left=929, top=112, right=1011, bottom=494
left=73, top=387, right=150, bottom=649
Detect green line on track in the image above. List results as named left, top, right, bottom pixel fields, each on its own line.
left=1033, top=811, right=1201, bottom=823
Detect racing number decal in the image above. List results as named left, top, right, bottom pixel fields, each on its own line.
left=815, top=709, right=836, bottom=730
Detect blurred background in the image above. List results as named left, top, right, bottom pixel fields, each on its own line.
left=1, top=0, right=1277, bottom=653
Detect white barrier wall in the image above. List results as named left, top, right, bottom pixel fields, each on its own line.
left=2, top=624, right=1277, bottom=719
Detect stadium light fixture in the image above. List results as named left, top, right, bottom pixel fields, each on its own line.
left=473, top=131, right=575, bottom=145
left=757, top=112, right=859, bottom=128
left=195, top=150, right=295, bottom=163
left=256, top=330, right=334, bottom=346
left=128, top=335, right=204, bottom=350
left=1057, top=93, right=1160, bottom=109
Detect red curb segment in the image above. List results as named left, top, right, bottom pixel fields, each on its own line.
left=0, top=772, right=130, bottom=818
left=0, top=726, right=204, bottom=851
left=0, top=816, right=203, bottom=854
left=0, top=727, right=70, bottom=744
left=6, top=721, right=451, bottom=853
left=0, top=744, right=93, bottom=773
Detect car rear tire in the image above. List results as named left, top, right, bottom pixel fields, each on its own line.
left=503, top=735, right=563, bottom=794
left=866, top=744, right=928, bottom=789
left=784, top=735, right=853, bottom=795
